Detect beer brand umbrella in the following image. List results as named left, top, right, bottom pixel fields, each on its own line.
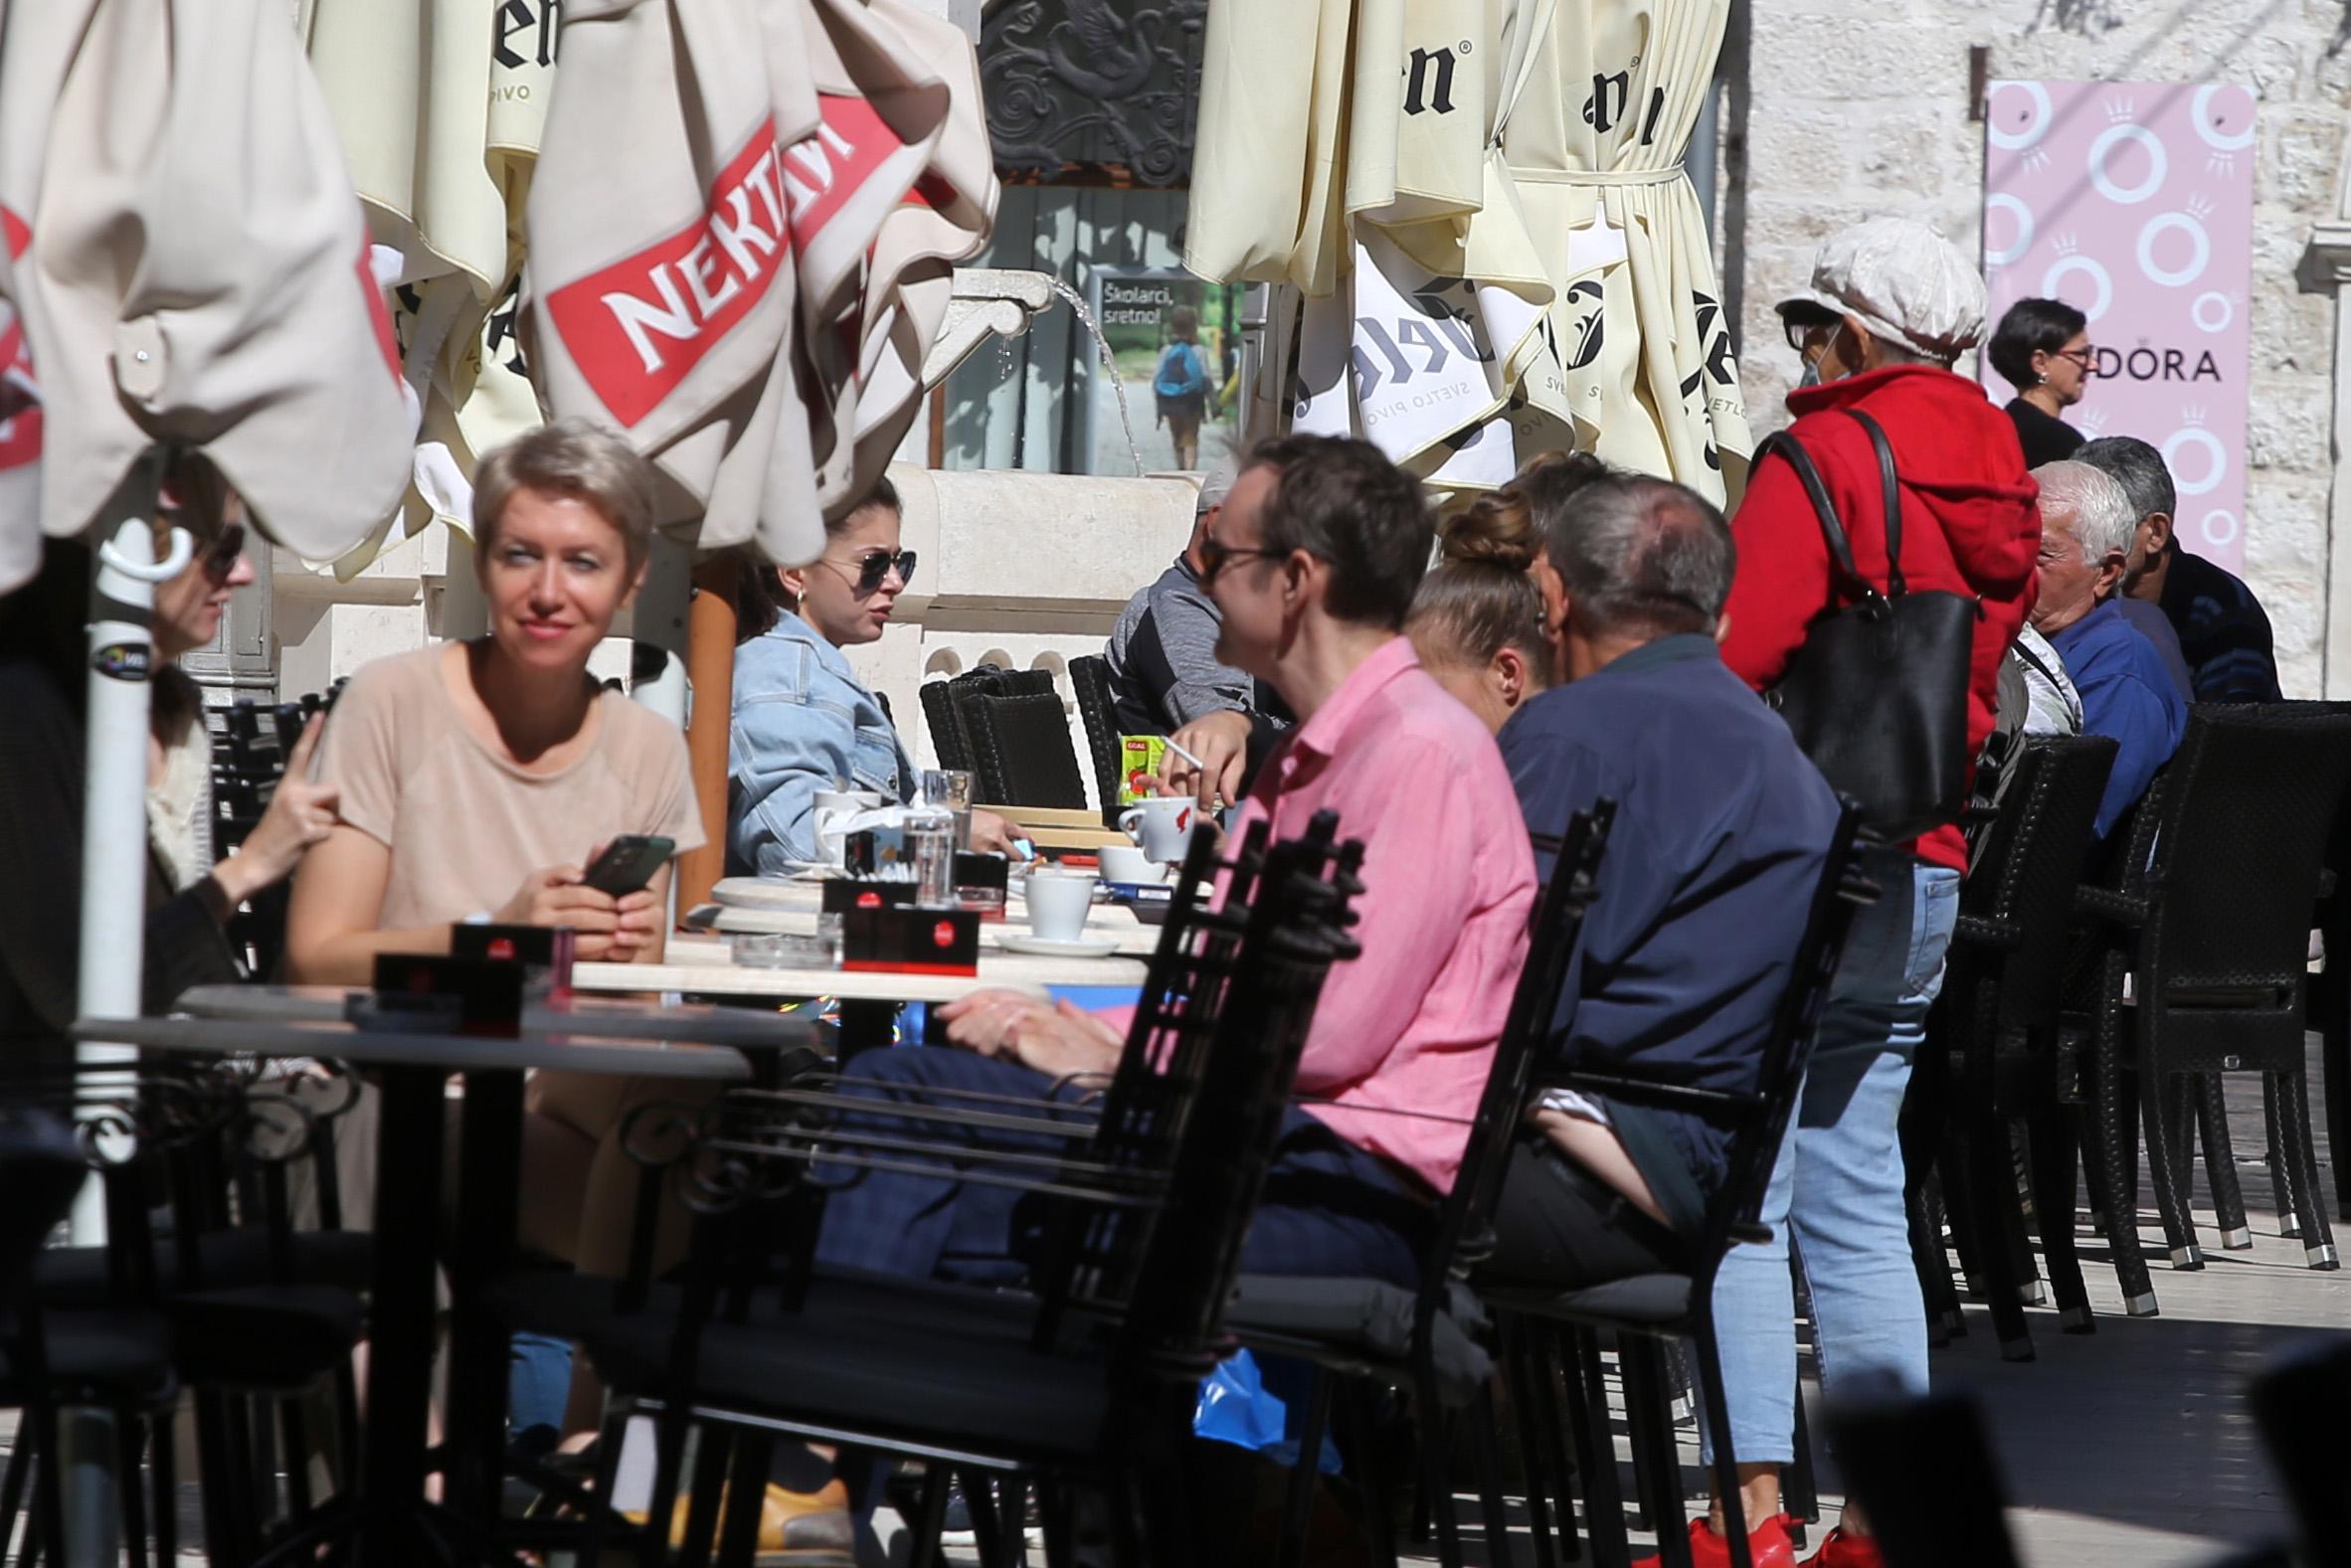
left=1500, top=0, right=1749, bottom=504
left=1185, top=0, right=1558, bottom=491
left=0, top=0, right=411, bottom=581
left=1185, top=0, right=1748, bottom=503
left=299, top=0, right=560, bottom=574
left=527, top=0, right=994, bottom=565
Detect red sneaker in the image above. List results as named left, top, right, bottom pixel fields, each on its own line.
left=1801, top=1527, right=1884, bottom=1568
left=1632, top=1514, right=1799, bottom=1568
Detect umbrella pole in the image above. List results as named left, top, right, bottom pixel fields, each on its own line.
left=678, top=559, right=739, bottom=914
left=632, top=538, right=692, bottom=930
left=67, top=457, right=181, bottom=1568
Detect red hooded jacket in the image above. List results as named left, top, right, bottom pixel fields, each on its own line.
left=1719, top=365, right=2042, bottom=873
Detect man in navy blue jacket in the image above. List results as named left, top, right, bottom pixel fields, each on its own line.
left=2031, top=460, right=2187, bottom=838
left=1482, top=465, right=1842, bottom=1296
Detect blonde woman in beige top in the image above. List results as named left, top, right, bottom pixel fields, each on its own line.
left=285, top=422, right=702, bottom=1284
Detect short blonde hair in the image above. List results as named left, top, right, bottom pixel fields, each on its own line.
left=472, top=420, right=659, bottom=570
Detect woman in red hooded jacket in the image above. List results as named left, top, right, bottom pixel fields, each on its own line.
left=1648, top=220, right=2041, bottom=1568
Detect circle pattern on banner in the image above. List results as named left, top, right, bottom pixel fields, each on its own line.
left=2199, top=509, right=2240, bottom=549
left=2087, top=124, right=2168, bottom=204
left=2042, top=256, right=2114, bottom=323
left=2192, top=291, right=2233, bottom=332
left=2191, top=85, right=2257, bottom=151
left=1987, top=82, right=2054, bottom=150
left=2137, top=212, right=2211, bottom=287
left=1984, top=194, right=2036, bottom=266
left=2163, top=427, right=2228, bottom=497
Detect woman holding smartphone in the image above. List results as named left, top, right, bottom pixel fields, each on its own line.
left=284, top=421, right=702, bottom=1280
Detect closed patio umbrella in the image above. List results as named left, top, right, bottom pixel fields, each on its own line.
left=0, top=0, right=408, bottom=1541
left=299, top=0, right=559, bottom=574
left=1185, top=0, right=1747, bottom=504
left=1500, top=0, right=1749, bottom=503
left=1185, top=0, right=1558, bottom=491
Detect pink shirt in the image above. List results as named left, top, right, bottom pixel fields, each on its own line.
left=1232, top=637, right=1535, bottom=1194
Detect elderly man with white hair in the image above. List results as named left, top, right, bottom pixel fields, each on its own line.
left=2031, top=458, right=2188, bottom=838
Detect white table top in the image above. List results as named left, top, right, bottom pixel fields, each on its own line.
left=574, top=933, right=1150, bottom=1002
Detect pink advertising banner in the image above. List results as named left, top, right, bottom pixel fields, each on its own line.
left=1979, top=80, right=2257, bottom=572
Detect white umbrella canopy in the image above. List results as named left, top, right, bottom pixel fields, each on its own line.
left=1500, top=0, right=1748, bottom=504
left=527, top=0, right=994, bottom=565
left=299, top=0, right=558, bottom=574
left=1184, top=0, right=1559, bottom=491
left=0, top=0, right=413, bottom=585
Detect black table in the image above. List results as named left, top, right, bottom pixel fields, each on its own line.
left=72, top=1013, right=756, bottom=1566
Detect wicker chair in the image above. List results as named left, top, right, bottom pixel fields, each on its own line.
left=966, top=690, right=1091, bottom=810
left=1906, top=735, right=2116, bottom=1360
left=1068, top=654, right=1127, bottom=823
left=2070, top=704, right=2351, bottom=1296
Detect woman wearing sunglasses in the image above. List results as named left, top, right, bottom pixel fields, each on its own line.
left=1988, top=295, right=2091, bottom=467
left=0, top=451, right=340, bottom=1064
left=728, top=475, right=1014, bottom=872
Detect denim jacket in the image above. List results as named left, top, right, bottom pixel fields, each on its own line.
left=727, top=610, right=914, bottom=874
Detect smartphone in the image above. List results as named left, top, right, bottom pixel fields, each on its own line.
left=582, top=834, right=675, bottom=897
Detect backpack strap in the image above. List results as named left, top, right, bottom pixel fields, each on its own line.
left=1844, top=409, right=1904, bottom=599
left=1752, top=429, right=1877, bottom=609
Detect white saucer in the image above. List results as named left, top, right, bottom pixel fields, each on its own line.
left=997, top=934, right=1121, bottom=958
left=712, top=873, right=835, bottom=907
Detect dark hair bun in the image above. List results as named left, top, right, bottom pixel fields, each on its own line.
left=1441, top=489, right=1540, bottom=572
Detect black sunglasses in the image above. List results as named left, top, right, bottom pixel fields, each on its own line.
left=201, top=523, right=247, bottom=576
left=1197, top=534, right=1279, bottom=587
left=826, top=549, right=916, bottom=595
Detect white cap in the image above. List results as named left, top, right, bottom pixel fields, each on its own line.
left=1775, top=218, right=1987, bottom=362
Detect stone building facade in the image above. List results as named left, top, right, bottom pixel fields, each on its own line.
left=1718, top=0, right=2350, bottom=696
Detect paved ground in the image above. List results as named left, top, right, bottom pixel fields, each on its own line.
left=1398, top=1038, right=2345, bottom=1568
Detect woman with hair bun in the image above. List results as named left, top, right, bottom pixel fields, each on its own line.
left=1405, top=485, right=1554, bottom=734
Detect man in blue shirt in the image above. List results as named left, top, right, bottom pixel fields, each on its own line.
left=2031, top=459, right=2188, bottom=837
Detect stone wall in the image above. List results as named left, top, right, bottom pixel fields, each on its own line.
left=1723, top=0, right=2347, bottom=694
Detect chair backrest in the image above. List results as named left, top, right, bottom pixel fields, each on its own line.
left=1958, top=735, right=2117, bottom=1030
left=1431, top=801, right=1615, bottom=1297
left=1114, top=812, right=1365, bottom=1372
left=968, top=690, right=1090, bottom=809
left=1067, top=654, right=1127, bottom=822
left=917, top=680, right=970, bottom=773
left=2145, top=704, right=2351, bottom=997
left=1700, top=802, right=1864, bottom=1272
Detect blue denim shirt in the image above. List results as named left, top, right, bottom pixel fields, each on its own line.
left=727, top=610, right=914, bottom=874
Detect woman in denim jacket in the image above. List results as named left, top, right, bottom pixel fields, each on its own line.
left=728, top=478, right=1014, bottom=873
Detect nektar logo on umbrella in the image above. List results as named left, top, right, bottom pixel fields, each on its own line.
left=0, top=206, right=40, bottom=474
left=549, top=95, right=906, bottom=429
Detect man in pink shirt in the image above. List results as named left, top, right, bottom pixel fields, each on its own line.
left=814, top=436, right=1535, bottom=1290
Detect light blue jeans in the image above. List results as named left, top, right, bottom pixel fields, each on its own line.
left=1709, top=852, right=1960, bottom=1466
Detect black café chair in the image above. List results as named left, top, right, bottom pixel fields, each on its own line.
left=2068, top=705, right=2351, bottom=1287
left=1222, top=801, right=1617, bottom=1568
left=1903, top=735, right=2116, bottom=1361
left=966, top=689, right=1091, bottom=811
left=1068, top=654, right=1128, bottom=826
left=560, top=815, right=1366, bottom=1568
left=1480, top=802, right=1869, bottom=1568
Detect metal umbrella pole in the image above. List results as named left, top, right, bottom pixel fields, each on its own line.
left=64, top=449, right=180, bottom=1567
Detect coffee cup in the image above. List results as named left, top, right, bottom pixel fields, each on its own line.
left=1117, top=796, right=1197, bottom=862
left=1097, top=844, right=1166, bottom=886
left=1024, top=870, right=1098, bottom=943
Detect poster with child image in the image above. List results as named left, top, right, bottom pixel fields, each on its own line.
left=1084, top=267, right=1243, bottom=475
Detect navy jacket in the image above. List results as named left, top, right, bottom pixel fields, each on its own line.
left=1499, top=635, right=1842, bottom=1235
